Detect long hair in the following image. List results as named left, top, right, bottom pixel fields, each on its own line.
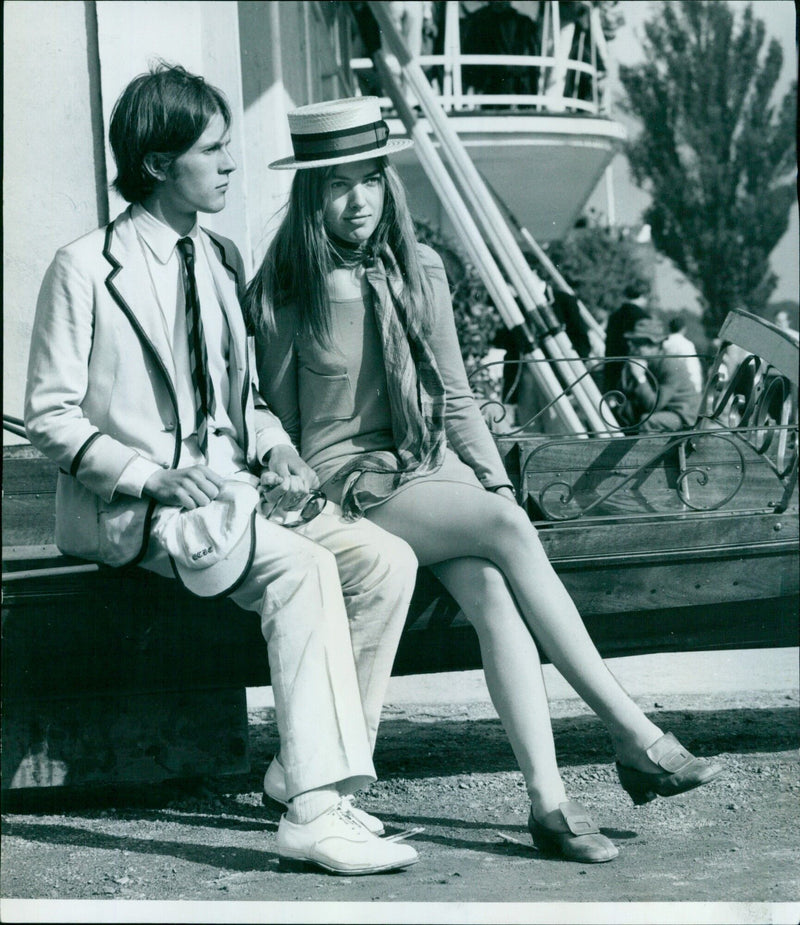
left=245, top=158, right=434, bottom=346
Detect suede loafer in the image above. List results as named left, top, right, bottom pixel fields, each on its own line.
left=617, top=732, right=724, bottom=805
left=528, top=800, right=619, bottom=863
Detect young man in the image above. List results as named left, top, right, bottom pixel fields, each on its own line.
left=24, top=64, right=418, bottom=876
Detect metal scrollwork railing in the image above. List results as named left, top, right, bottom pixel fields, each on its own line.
left=699, top=350, right=798, bottom=483
left=528, top=429, right=750, bottom=521
left=467, top=354, right=665, bottom=437
left=466, top=346, right=798, bottom=523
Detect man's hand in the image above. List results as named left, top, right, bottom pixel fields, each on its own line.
left=266, top=445, right=320, bottom=491
left=143, top=466, right=224, bottom=509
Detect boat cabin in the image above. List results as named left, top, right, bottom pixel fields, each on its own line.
left=348, top=0, right=626, bottom=242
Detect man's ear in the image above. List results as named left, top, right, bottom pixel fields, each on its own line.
left=143, top=152, right=170, bottom=183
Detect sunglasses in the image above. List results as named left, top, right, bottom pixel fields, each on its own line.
left=285, top=489, right=327, bottom=528
left=260, top=488, right=327, bottom=528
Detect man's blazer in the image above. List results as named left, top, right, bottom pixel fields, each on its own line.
left=25, top=206, right=289, bottom=567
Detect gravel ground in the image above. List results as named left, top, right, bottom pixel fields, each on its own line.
left=2, top=678, right=799, bottom=924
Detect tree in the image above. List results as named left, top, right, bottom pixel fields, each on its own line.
left=618, top=1, right=797, bottom=336
left=546, top=225, right=651, bottom=322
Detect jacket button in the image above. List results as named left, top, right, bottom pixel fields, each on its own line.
left=163, top=422, right=176, bottom=432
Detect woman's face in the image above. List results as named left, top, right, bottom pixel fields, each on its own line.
left=322, top=158, right=385, bottom=245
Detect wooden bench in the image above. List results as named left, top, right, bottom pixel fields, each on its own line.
left=3, top=310, right=797, bottom=792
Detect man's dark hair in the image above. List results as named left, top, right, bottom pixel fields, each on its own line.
left=109, top=62, right=231, bottom=203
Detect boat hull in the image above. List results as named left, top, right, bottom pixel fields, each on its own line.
left=388, top=114, right=626, bottom=242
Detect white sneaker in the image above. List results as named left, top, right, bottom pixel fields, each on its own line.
left=264, top=757, right=385, bottom=835
left=277, top=800, right=419, bottom=876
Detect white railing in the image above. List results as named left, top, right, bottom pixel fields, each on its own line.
left=349, top=0, right=609, bottom=116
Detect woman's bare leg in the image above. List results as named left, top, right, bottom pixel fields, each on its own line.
left=367, top=483, right=663, bottom=770
left=432, top=557, right=568, bottom=817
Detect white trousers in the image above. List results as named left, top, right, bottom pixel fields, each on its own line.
left=141, top=502, right=417, bottom=800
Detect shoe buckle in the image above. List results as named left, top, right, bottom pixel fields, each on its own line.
left=561, top=805, right=599, bottom=836
left=659, top=745, right=692, bottom=773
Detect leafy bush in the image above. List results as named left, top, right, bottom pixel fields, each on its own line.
left=545, top=226, right=651, bottom=323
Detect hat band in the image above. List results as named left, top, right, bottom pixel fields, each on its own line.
left=291, top=119, right=390, bottom=162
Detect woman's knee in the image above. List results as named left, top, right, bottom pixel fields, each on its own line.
left=441, top=561, right=514, bottom=625
left=485, top=499, right=542, bottom=555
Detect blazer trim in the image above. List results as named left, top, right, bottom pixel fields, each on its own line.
left=102, top=220, right=183, bottom=468
left=206, top=231, right=242, bottom=299
left=125, top=497, right=159, bottom=569
left=205, top=231, right=251, bottom=461
left=70, top=431, right=103, bottom=477
left=101, top=220, right=181, bottom=569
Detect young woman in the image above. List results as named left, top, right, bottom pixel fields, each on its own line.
left=246, top=98, right=723, bottom=864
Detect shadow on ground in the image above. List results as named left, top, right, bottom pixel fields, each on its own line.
left=2, top=705, right=796, bottom=816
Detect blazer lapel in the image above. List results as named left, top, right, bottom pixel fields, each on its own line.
left=203, top=232, right=246, bottom=362
left=203, top=231, right=254, bottom=461
left=103, top=210, right=178, bottom=387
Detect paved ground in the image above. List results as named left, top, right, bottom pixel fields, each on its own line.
left=2, top=648, right=799, bottom=924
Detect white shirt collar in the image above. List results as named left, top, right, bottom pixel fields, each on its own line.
left=131, top=203, right=200, bottom=265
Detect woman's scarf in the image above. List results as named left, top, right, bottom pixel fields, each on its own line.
left=333, top=245, right=447, bottom=519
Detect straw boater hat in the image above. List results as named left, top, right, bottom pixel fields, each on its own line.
left=269, top=96, right=414, bottom=170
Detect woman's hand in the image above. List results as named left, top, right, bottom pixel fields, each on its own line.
left=266, top=445, right=320, bottom=491
left=493, top=486, right=517, bottom=504
left=260, top=446, right=321, bottom=522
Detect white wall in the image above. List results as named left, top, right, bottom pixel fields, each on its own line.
left=3, top=0, right=103, bottom=431
left=238, top=0, right=297, bottom=267
left=95, top=0, right=249, bottom=266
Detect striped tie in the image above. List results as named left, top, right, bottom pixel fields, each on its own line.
left=177, top=237, right=216, bottom=455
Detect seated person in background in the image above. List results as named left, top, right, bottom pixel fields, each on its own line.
left=604, top=282, right=651, bottom=394
left=617, top=317, right=701, bottom=433
left=663, top=315, right=704, bottom=394
left=461, top=0, right=540, bottom=97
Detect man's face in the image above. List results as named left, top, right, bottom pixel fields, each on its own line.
left=159, top=111, right=235, bottom=220
left=323, top=158, right=385, bottom=245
